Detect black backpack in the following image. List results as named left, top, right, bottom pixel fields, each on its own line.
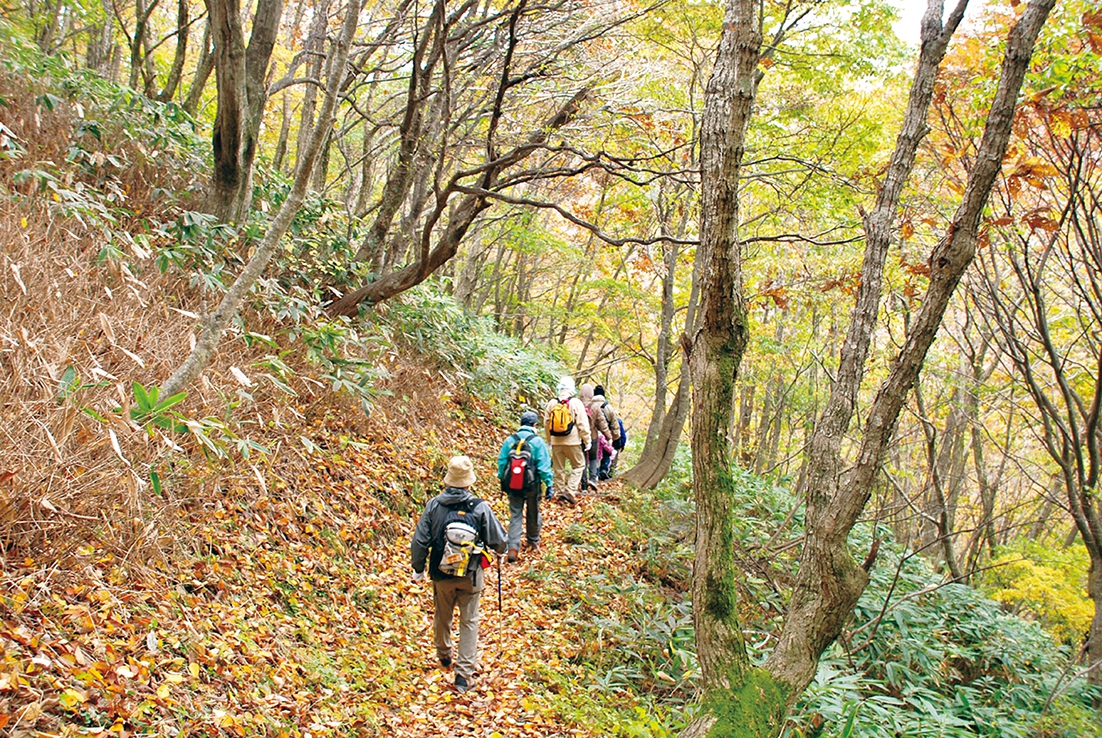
left=430, top=498, right=483, bottom=579
left=501, top=434, right=537, bottom=494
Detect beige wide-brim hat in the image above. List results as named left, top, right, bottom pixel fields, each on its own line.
left=443, top=455, right=477, bottom=488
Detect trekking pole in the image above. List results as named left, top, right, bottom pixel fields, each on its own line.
left=497, top=550, right=503, bottom=612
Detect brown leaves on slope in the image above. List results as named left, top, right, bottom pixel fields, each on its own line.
left=0, top=400, right=646, bottom=737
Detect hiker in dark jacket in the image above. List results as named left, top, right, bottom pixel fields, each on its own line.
left=411, top=456, right=507, bottom=693
left=496, top=411, right=554, bottom=562
left=593, top=385, right=622, bottom=480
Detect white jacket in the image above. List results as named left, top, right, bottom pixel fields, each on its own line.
left=544, top=396, right=592, bottom=448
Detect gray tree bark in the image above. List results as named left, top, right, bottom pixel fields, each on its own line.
left=206, top=0, right=285, bottom=222
left=162, top=0, right=364, bottom=396
left=765, top=0, right=1054, bottom=701
left=680, top=0, right=766, bottom=733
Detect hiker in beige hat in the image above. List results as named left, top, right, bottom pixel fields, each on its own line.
left=411, top=455, right=506, bottom=693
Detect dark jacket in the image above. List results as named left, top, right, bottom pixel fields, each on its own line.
left=411, top=486, right=507, bottom=582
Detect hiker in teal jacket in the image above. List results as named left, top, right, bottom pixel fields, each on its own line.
left=496, top=411, right=553, bottom=562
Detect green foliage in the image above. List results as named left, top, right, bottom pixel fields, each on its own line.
left=976, top=539, right=1093, bottom=647
left=381, top=280, right=566, bottom=407
left=784, top=543, right=1100, bottom=737
left=154, top=211, right=241, bottom=275
left=570, top=458, right=1099, bottom=737
left=130, top=381, right=187, bottom=431
left=0, top=19, right=202, bottom=170
left=300, top=320, right=390, bottom=415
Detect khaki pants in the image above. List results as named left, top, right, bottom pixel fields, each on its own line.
left=551, top=444, right=585, bottom=503
left=433, top=571, right=482, bottom=681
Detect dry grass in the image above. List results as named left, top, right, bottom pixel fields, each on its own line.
left=0, top=64, right=314, bottom=570
left=0, top=63, right=194, bottom=565
left=0, top=61, right=499, bottom=578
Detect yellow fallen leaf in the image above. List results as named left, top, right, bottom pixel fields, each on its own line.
left=58, top=688, right=87, bottom=710
left=156, top=682, right=171, bottom=699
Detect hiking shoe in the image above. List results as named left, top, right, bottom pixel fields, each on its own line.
left=439, top=655, right=452, bottom=668
left=507, top=549, right=519, bottom=563
left=455, top=674, right=472, bottom=693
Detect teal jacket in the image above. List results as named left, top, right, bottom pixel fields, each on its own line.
left=497, top=426, right=554, bottom=492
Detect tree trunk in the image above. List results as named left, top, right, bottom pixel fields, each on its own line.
left=353, top=0, right=449, bottom=265
left=151, top=0, right=190, bottom=102
left=328, top=88, right=589, bottom=314
left=634, top=184, right=694, bottom=460
left=272, top=92, right=292, bottom=173
left=163, top=0, right=363, bottom=395
left=915, top=383, right=967, bottom=580
left=622, top=250, right=701, bottom=489
left=734, top=384, right=754, bottom=466
left=681, top=0, right=779, bottom=734
left=128, top=0, right=159, bottom=91
left=86, top=0, right=117, bottom=75
left=206, top=0, right=285, bottom=222
left=182, top=21, right=214, bottom=116
left=623, top=373, right=690, bottom=489
left=764, top=0, right=1053, bottom=703
left=295, top=0, right=330, bottom=184
left=646, top=239, right=681, bottom=448
left=1089, top=556, right=1102, bottom=698
left=456, top=228, right=496, bottom=308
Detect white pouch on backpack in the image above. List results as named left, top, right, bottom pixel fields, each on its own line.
left=439, top=521, right=479, bottom=577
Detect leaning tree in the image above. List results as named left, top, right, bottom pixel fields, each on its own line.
left=682, top=0, right=1055, bottom=733
left=974, top=54, right=1102, bottom=690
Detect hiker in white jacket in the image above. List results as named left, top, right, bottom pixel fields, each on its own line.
left=543, top=376, right=591, bottom=505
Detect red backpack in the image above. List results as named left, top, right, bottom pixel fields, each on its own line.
left=502, top=435, right=536, bottom=493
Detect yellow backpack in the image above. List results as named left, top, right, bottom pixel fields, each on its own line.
left=548, top=400, right=575, bottom=436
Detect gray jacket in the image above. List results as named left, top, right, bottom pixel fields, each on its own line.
left=411, top=486, right=507, bottom=583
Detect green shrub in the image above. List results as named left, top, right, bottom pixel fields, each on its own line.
left=380, top=280, right=565, bottom=407
left=783, top=539, right=1100, bottom=737
left=976, top=539, right=1093, bottom=647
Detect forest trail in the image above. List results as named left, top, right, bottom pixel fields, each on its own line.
left=364, top=488, right=627, bottom=738
left=0, top=396, right=648, bottom=737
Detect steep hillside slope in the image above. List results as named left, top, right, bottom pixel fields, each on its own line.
left=1, top=393, right=665, bottom=736
left=2, top=35, right=678, bottom=737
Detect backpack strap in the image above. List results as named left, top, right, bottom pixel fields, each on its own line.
left=466, top=498, right=486, bottom=573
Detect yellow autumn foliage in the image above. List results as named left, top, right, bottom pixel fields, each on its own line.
left=979, top=541, right=1093, bottom=647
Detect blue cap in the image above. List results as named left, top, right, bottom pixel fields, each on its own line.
left=520, top=410, right=539, bottom=427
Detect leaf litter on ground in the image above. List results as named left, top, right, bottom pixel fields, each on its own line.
left=0, top=396, right=652, bottom=737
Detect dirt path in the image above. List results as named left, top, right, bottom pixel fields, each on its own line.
left=361, top=489, right=617, bottom=737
